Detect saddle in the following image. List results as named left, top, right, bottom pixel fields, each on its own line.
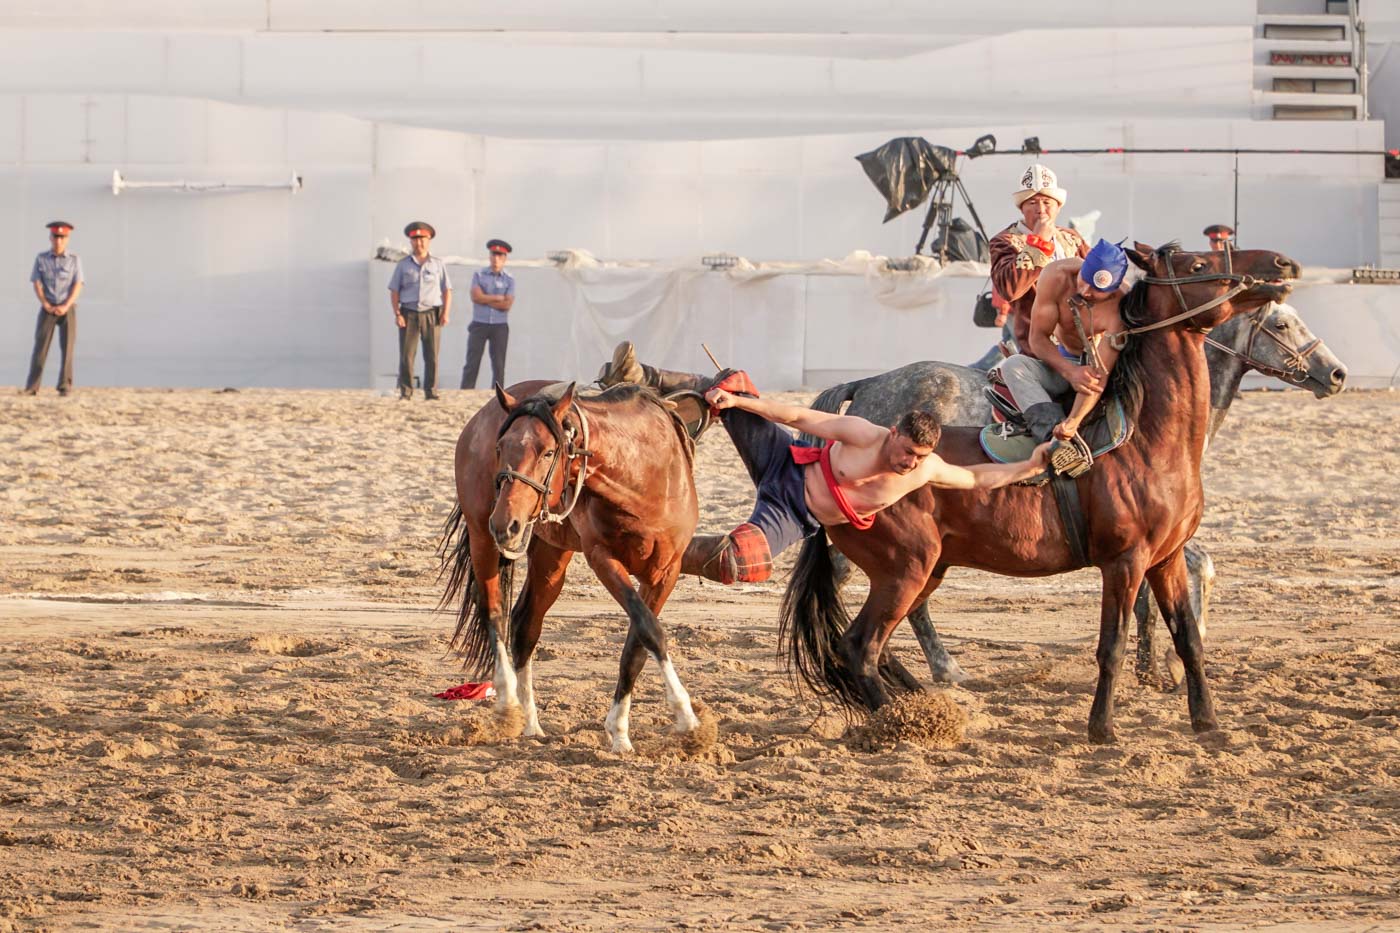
left=977, top=387, right=1134, bottom=570
left=977, top=393, right=1132, bottom=475
left=539, top=380, right=711, bottom=444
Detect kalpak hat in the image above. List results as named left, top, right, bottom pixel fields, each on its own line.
left=1013, top=163, right=1067, bottom=208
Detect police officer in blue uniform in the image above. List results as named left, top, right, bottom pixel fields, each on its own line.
left=388, top=221, right=453, bottom=400
left=461, top=238, right=515, bottom=389
left=24, top=221, right=85, bottom=396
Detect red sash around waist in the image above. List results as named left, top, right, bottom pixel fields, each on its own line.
left=789, top=443, right=875, bottom=531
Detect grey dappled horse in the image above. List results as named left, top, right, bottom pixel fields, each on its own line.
left=810, top=302, right=1347, bottom=686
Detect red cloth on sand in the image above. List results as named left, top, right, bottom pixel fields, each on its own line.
left=789, top=443, right=875, bottom=530
left=433, top=682, right=496, bottom=701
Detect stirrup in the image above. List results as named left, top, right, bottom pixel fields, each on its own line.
left=1050, top=434, right=1094, bottom=478
left=663, top=389, right=713, bottom=440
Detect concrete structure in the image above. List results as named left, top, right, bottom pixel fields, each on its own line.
left=0, top=3, right=1393, bottom=389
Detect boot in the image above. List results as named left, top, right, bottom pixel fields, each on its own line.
left=597, top=341, right=712, bottom=394
left=1021, top=402, right=1064, bottom=445
left=680, top=524, right=772, bottom=584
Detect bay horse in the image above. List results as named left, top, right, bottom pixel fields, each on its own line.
left=438, top=380, right=701, bottom=753
left=782, top=242, right=1301, bottom=743
left=807, top=301, right=1347, bottom=685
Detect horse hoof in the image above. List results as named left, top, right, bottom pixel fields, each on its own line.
left=609, top=738, right=635, bottom=754
left=931, top=660, right=971, bottom=685
left=1192, top=717, right=1220, bottom=735
left=522, top=721, right=546, bottom=738
left=1087, top=726, right=1118, bottom=745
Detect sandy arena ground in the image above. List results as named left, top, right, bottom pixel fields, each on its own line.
left=1, top=386, right=1397, bottom=931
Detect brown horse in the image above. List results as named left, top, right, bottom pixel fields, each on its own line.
left=781, top=242, right=1300, bottom=743
left=438, top=380, right=701, bottom=752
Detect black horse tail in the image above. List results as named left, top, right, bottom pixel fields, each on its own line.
left=435, top=505, right=514, bottom=678
left=798, top=377, right=869, bottom=445
left=779, top=531, right=866, bottom=711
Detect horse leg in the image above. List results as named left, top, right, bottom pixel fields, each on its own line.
left=637, top=568, right=701, bottom=736
left=1146, top=548, right=1219, bottom=735
left=511, top=541, right=572, bottom=738
left=1132, top=580, right=1161, bottom=685
left=1149, top=541, right=1216, bottom=691
left=840, top=571, right=935, bottom=711
left=469, top=531, right=521, bottom=722
left=907, top=565, right=968, bottom=684
left=586, top=551, right=694, bottom=752
left=1087, top=558, right=1148, bottom=745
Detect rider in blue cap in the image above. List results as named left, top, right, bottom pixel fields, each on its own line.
left=991, top=237, right=1132, bottom=460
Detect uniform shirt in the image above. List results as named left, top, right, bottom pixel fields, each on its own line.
left=31, top=250, right=84, bottom=305
left=388, top=254, right=452, bottom=310
left=470, top=267, right=515, bottom=325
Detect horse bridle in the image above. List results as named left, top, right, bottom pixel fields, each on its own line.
left=1108, top=245, right=1266, bottom=351
left=1203, top=306, right=1322, bottom=386
left=494, top=397, right=592, bottom=527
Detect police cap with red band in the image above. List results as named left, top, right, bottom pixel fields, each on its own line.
left=1202, top=224, right=1234, bottom=240
left=46, top=221, right=74, bottom=235
left=486, top=239, right=512, bottom=255
left=404, top=221, right=436, bottom=239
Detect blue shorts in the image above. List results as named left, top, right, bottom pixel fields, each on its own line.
left=719, top=408, right=823, bottom=557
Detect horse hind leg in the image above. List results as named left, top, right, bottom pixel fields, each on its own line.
left=907, top=566, right=967, bottom=684
left=1147, top=548, right=1219, bottom=736
left=638, top=570, right=700, bottom=735
left=589, top=553, right=697, bottom=752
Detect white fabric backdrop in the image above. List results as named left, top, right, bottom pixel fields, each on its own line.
left=370, top=256, right=1400, bottom=392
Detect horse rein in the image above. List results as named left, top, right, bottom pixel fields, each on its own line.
left=1108, top=246, right=1263, bottom=351
left=1203, top=305, right=1322, bottom=386
left=495, top=398, right=592, bottom=527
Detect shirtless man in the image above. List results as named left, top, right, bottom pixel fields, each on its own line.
left=992, top=237, right=1131, bottom=444
left=597, top=345, right=1049, bottom=584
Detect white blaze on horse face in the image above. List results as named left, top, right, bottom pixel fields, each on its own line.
left=604, top=695, right=634, bottom=754
left=656, top=655, right=701, bottom=733
left=518, top=658, right=543, bottom=737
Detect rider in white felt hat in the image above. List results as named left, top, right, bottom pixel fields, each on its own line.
left=988, top=163, right=1090, bottom=356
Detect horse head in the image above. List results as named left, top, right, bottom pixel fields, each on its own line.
left=1127, top=241, right=1300, bottom=330
left=489, top=381, right=577, bottom=559
left=1208, top=302, right=1347, bottom=399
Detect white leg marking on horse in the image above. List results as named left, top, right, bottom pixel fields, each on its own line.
left=518, top=658, right=543, bottom=737
left=493, top=635, right=520, bottom=713
left=604, top=694, right=634, bottom=754
left=656, top=655, right=700, bottom=733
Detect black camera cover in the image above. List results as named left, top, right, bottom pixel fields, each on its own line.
left=856, top=137, right=957, bottom=222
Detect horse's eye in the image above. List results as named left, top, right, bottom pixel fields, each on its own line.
left=542, top=449, right=556, bottom=460
left=1190, top=261, right=1205, bottom=272
left=1274, top=321, right=1288, bottom=330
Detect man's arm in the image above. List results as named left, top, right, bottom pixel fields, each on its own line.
left=32, top=279, right=52, bottom=313
left=439, top=288, right=451, bottom=326
left=924, top=442, right=1052, bottom=490
left=470, top=284, right=508, bottom=309
left=1027, top=267, right=1105, bottom=396
left=56, top=280, right=81, bottom=316
left=706, top=387, right=888, bottom=447
left=1054, top=321, right=1123, bottom=440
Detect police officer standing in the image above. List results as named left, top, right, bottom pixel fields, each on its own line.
left=388, top=221, right=452, bottom=400
left=1203, top=224, right=1235, bottom=252
left=460, top=238, right=514, bottom=390
left=23, top=221, right=84, bottom=396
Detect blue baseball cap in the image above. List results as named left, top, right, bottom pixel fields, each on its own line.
left=1080, top=238, right=1128, bottom=292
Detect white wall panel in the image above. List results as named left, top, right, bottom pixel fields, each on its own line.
left=22, top=95, right=88, bottom=164
left=167, top=34, right=245, bottom=100
left=287, top=111, right=373, bottom=167
left=207, top=102, right=286, bottom=164
left=125, top=97, right=208, bottom=164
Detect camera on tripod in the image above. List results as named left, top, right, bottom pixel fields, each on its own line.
left=856, top=135, right=996, bottom=262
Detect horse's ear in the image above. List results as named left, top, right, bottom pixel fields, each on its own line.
left=494, top=383, right=517, bottom=412
left=1127, top=242, right=1155, bottom=272
left=551, top=382, right=577, bottom=419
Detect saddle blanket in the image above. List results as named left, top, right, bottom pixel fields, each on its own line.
left=979, top=396, right=1133, bottom=465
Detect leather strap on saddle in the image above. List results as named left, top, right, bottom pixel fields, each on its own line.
left=1050, top=476, right=1092, bottom=569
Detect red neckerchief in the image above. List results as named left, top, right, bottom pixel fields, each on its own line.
left=1025, top=233, right=1056, bottom=256
left=789, top=444, right=876, bottom=530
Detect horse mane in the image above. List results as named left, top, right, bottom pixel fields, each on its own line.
left=580, top=383, right=696, bottom=465
left=1107, top=277, right=1150, bottom=423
